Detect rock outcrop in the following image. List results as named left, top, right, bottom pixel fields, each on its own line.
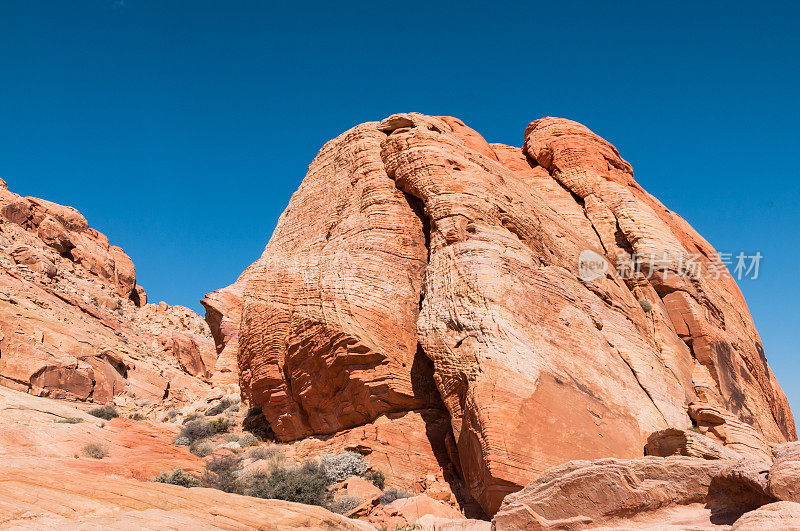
left=201, top=270, right=253, bottom=394
left=222, top=114, right=796, bottom=516
left=645, top=427, right=741, bottom=461
left=730, top=501, right=800, bottom=530
left=491, top=456, right=776, bottom=530
left=0, top=179, right=218, bottom=407
left=770, top=442, right=800, bottom=502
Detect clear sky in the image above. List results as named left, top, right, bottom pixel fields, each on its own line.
left=1, top=2, right=798, bottom=413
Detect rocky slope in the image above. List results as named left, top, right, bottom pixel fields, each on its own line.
left=215, top=113, right=796, bottom=518
left=0, top=178, right=223, bottom=408
left=0, top=386, right=372, bottom=530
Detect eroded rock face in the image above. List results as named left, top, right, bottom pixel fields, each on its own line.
left=201, top=271, right=253, bottom=394
left=229, top=114, right=796, bottom=516
left=0, top=180, right=218, bottom=405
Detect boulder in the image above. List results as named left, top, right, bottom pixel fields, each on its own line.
left=770, top=442, right=800, bottom=502
left=645, top=427, right=741, bottom=460
left=688, top=402, right=774, bottom=463
left=491, top=456, right=773, bottom=530
left=341, top=475, right=382, bottom=500
left=731, top=501, right=800, bottom=530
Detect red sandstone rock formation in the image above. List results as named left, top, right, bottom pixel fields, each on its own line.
left=490, top=455, right=776, bottom=529
left=202, top=270, right=253, bottom=394
left=770, top=442, right=800, bottom=503
left=0, top=178, right=218, bottom=406
left=730, top=501, right=800, bottom=530
left=225, top=114, right=796, bottom=517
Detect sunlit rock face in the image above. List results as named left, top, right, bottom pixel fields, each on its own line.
left=230, top=114, right=795, bottom=516
left=0, top=178, right=218, bottom=405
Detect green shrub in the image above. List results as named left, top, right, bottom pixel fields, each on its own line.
left=173, top=436, right=191, bottom=446
left=246, top=461, right=329, bottom=506
left=202, top=455, right=242, bottom=493
left=365, top=469, right=386, bottom=490
left=179, top=420, right=213, bottom=442
left=182, top=413, right=201, bottom=424
left=190, top=441, right=214, bottom=457
left=638, top=298, right=653, bottom=313
left=57, top=417, right=84, bottom=424
left=224, top=433, right=240, bottom=443
left=82, top=442, right=108, bottom=459
left=206, top=398, right=237, bottom=417
left=329, top=495, right=362, bottom=514
left=88, top=405, right=118, bottom=420
left=239, top=433, right=258, bottom=447
left=320, top=451, right=368, bottom=484
left=209, top=417, right=232, bottom=434
left=154, top=468, right=200, bottom=488
left=379, top=487, right=410, bottom=505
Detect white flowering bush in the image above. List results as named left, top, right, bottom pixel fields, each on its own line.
left=320, top=451, right=368, bottom=483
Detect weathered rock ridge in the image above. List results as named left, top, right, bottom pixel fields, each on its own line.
left=218, top=113, right=795, bottom=516
left=0, top=178, right=223, bottom=406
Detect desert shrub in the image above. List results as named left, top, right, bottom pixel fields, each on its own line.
left=206, top=398, right=237, bottom=416
left=224, top=433, right=240, bottom=442
left=173, top=436, right=191, bottom=446
left=202, top=455, right=242, bottom=493
left=209, top=417, right=232, bottom=434
left=689, top=425, right=703, bottom=434
left=365, top=469, right=386, bottom=490
left=163, top=408, right=181, bottom=421
left=190, top=441, right=214, bottom=457
left=154, top=468, right=200, bottom=488
left=82, top=442, right=108, bottom=459
left=379, top=487, right=410, bottom=505
left=57, top=417, right=84, bottom=424
left=638, top=298, right=653, bottom=313
left=88, top=405, right=118, bottom=420
left=182, top=413, right=201, bottom=424
left=247, top=444, right=284, bottom=462
left=238, top=433, right=258, bottom=447
left=128, top=413, right=145, bottom=421
left=329, top=495, right=362, bottom=514
left=320, top=451, right=368, bottom=484
left=246, top=461, right=329, bottom=506
left=179, top=419, right=213, bottom=442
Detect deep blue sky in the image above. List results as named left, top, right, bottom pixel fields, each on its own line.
left=1, top=2, right=798, bottom=413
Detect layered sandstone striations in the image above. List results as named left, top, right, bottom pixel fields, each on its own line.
left=224, top=113, right=795, bottom=516
left=0, top=178, right=218, bottom=406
